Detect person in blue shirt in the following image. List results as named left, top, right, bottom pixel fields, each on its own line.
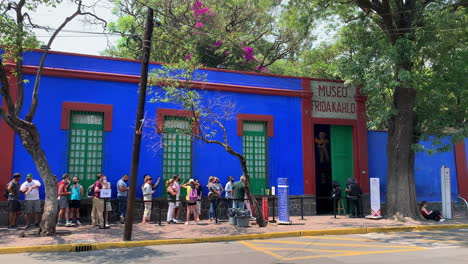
left=117, top=174, right=129, bottom=224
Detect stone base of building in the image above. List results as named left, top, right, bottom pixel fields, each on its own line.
left=0, top=194, right=379, bottom=225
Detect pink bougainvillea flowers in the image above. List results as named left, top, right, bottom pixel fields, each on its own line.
left=213, top=41, right=223, bottom=47
left=194, top=22, right=204, bottom=28
left=243, top=46, right=258, bottom=63
left=185, top=54, right=193, bottom=61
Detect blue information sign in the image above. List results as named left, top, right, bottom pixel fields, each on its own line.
left=277, top=178, right=291, bottom=224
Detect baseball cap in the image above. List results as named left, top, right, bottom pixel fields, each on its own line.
left=13, top=172, right=21, bottom=178
left=26, top=173, right=33, bottom=179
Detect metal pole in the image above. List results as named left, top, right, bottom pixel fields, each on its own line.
left=333, top=196, right=336, bottom=219
left=158, top=200, right=162, bottom=226
left=301, top=196, right=304, bottom=220
left=123, top=8, right=154, bottom=241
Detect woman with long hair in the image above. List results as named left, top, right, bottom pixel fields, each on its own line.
left=420, top=201, right=445, bottom=222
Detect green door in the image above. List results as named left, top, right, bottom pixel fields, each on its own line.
left=330, top=125, right=354, bottom=196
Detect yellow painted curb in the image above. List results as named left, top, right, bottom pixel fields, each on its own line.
left=1, top=224, right=467, bottom=254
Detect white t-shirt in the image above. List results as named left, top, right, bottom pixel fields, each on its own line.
left=142, top=183, right=153, bottom=201
left=172, top=181, right=180, bottom=199
left=20, top=180, right=41, bottom=200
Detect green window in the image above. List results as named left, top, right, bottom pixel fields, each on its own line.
left=162, top=116, right=192, bottom=196
left=67, top=111, right=104, bottom=196
left=243, top=121, right=268, bottom=195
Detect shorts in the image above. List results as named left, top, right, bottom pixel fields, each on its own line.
left=69, top=200, right=81, bottom=209
left=24, top=200, right=41, bottom=213
left=187, top=201, right=196, bottom=206
left=8, top=200, right=21, bottom=212
left=106, top=201, right=112, bottom=211
left=58, top=196, right=68, bottom=209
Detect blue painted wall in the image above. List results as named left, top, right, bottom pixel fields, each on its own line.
left=368, top=131, right=460, bottom=203
left=21, top=51, right=302, bottom=90
left=11, top=60, right=304, bottom=200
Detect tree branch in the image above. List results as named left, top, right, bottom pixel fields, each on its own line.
left=25, top=0, right=107, bottom=122
left=0, top=58, right=16, bottom=115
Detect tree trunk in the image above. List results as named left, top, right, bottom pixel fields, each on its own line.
left=239, top=156, right=268, bottom=227
left=17, top=125, right=58, bottom=236
left=385, top=82, right=422, bottom=220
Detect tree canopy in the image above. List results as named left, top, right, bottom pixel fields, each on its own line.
left=104, top=0, right=311, bottom=71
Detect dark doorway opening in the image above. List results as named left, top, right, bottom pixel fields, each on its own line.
left=314, top=124, right=333, bottom=214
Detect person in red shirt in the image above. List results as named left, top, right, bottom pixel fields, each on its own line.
left=420, top=201, right=445, bottom=222
left=91, top=174, right=105, bottom=226
left=57, top=174, right=72, bottom=227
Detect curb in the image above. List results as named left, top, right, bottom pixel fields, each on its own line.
left=1, top=224, right=467, bottom=254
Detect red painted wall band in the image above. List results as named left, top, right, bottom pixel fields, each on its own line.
left=156, top=108, right=200, bottom=135
left=0, top=72, right=18, bottom=199
left=61, top=102, right=113, bottom=131
left=236, top=114, right=274, bottom=137
left=302, top=79, right=315, bottom=195
left=455, top=141, right=468, bottom=198
left=20, top=65, right=308, bottom=98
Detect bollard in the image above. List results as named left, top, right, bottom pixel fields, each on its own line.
left=262, top=197, right=269, bottom=221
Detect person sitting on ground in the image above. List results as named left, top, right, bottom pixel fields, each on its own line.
left=181, top=179, right=200, bottom=225
left=420, top=201, right=445, bottom=222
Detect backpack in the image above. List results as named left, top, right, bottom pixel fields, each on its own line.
left=87, top=184, right=95, bottom=198
left=188, top=187, right=198, bottom=202
left=3, top=183, right=10, bottom=198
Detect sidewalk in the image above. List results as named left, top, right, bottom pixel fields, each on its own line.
left=1, top=212, right=467, bottom=250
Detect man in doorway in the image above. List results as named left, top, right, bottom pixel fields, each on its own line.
left=20, top=173, right=41, bottom=228
left=7, top=173, right=22, bottom=230
left=345, top=178, right=362, bottom=218
left=232, top=175, right=246, bottom=209
left=57, top=174, right=72, bottom=227
left=117, top=174, right=129, bottom=224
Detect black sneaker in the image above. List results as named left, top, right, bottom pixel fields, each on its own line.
left=25, top=224, right=31, bottom=229
left=7, top=226, right=17, bottom=230
left=34, top=224, right=40, bottom=228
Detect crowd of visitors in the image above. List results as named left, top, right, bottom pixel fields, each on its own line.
left=3, top=172, right=448, bottom=229
left=4, top=172, right=250, bottom=229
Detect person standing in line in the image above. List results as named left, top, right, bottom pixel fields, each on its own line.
left=345, top=178, right=362, bottom=218
left=20, top=173, right=41, bottom=228
left=117, top=174, right=129, bottom=224
left=194, top=179, right=203, bottom=217
left=172, top=175, right=183, bottom=223
left=102, top=175, right=112, bottom=226
left=141, top=175, right=156, bottom=224
left=69, top=176, right=83, bottom=226
left=166, top=179, right=176, bottom=224
left=57, top=174, right=72, bottom=227
left=181, top=179, right=200, bottom=225
left=225, top=176, right=234, bottom=209
left=7, top=173, right=22, bottom=230
left=331, top=181, right=342, bottom=213
left=92, top=174, right=105, bottom=227
left=207, top=176, right=215, bottom=221
left=209, top=177, right=223, bottom=222
left=232, top=176, right=246, bottom=209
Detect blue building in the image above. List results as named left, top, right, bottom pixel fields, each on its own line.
left=1, top=50, right=467, bottom=214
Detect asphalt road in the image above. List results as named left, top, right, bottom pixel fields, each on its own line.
left=1, top=229, right=468, bottom=264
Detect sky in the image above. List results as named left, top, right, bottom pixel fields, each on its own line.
left=30, top=0, right=119, bottom=55
left=27, top=0, right=335, bottom=56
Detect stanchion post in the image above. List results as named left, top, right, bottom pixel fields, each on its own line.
left=301, top=196, right=304, bottom=220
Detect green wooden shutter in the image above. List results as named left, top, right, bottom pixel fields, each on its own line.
left=330, top=125, right=354, bottom=197
left=162, top=116, right=192, bottom=197
left=243, top=121, right=268, bottom=195
left=67, top=111, right=104, bottom=198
